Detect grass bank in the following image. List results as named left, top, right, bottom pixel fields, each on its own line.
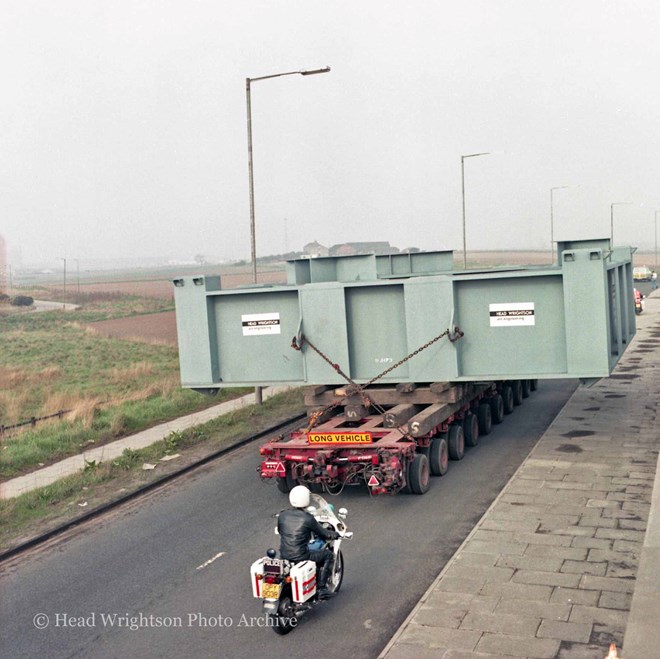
left=0, top=388, right=304, bottom=552
left=0, top=293, right=248, bottom=479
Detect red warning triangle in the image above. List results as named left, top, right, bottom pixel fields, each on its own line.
left=275, top=462, right=286, bottom=474
left=367, top=475, right=380, bottom=486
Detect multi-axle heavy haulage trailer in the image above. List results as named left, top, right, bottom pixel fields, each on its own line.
left=173, top=238, right=636, bottom=497
left=259, top=379, right=536, bottom=495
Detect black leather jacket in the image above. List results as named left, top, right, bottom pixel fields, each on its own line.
left=277, top=508, right=336, bottom=562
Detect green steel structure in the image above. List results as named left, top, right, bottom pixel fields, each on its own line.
left=173, top=239, right=636, bottom=391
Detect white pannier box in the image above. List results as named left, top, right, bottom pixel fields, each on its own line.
left=250, top=558, right=266, bottom=598
left=290, top=560, right=317, bottom=603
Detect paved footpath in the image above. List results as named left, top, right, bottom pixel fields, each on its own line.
left=381, top=294, right=660, bottom=659
left=0, top=386, right=291, bottom=499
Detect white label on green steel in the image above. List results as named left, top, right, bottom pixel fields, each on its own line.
left=489, top=302, right=535, bottom=326
left=242, top=312, right=281, bottom=336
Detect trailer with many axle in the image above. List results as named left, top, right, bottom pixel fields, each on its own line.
left=173, top=238, right=637, bottom=496
left=259, top=380, right=535, bottom=495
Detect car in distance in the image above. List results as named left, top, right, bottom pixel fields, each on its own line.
left=633, top=266, right=653, bottom=281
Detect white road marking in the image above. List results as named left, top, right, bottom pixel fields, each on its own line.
left=196, top=551, right=225, bottom=570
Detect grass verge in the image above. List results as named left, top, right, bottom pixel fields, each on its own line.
left=0, top=388, right=304, bottom=554
left=0, top=293, right=250, bottom=479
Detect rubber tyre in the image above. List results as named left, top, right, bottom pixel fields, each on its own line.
left=530, top=379, right=538, bottom=392
left=464, top=413, right=479, bottom=447
left=502, top=386, right=514, bottom=415
left=408, top=453, right=431, bottom=494
left=275, top=471, right=297, bottom=494
left=477, top=402, right=492, bottom=435
left=448, top=424, right=465, bottom=461
left=512, top=380, right=524, bottom=406
left=521, top=379, right=531, bottom=398
left=327, top=550, right=344, bottom=593
left=270, top=595, right=296, bottom=635
left=429, top=434, right=449, bottom=476
left=490, top=395, right=504, bottom=424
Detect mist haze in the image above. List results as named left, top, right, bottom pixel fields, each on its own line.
left=2, top=0, right=659, bottom=267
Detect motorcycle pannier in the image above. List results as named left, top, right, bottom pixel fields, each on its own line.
left=290, top=560, right=317, bottom=603
left=250, top=558, right=266, bottom=598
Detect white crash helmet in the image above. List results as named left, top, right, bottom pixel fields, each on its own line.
left=289, top=485, right=311, bottom=509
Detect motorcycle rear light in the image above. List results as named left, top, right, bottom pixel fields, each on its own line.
left=265, top=576, right=277, bottom=584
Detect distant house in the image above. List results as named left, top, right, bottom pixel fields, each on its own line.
left=0, top=234, right=5, bottom=294
left=302, top=241, right=330, bottom=258
left=329, top=241, right=399, bottom=256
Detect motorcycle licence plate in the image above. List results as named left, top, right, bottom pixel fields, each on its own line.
left=262, top=582, right=282, bottom=599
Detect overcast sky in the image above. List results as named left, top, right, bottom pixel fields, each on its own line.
left=2, top=0, right=660, bottom=267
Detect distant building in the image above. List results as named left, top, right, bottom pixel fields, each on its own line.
left=302, top=241, right=330, bottom=258
left=329, top=241, right=399, bottom=256
left=0, top=234, right=6, bottom=294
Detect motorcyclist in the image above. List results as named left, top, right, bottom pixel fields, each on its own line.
left=277, top=485, right=339, bottom=599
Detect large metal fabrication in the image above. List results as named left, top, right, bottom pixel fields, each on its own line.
left=173, top=238, right=636, bottom=496
left=173, top=239, right=636, bottom=390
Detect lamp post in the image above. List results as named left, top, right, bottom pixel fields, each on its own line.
left=550, top=186, right=570, bottom=263
left=461, top=152, right=491, bottom=269
left=610, top=202, right=631, bottom=246
left=655, top=210, right=659, bottom=271
left=57, top=257, right=67, bottom=310
left=246, top=66, right=331, bottom=284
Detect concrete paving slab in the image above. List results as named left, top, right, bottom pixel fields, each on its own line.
left=381, top=293, right=660, bottom=658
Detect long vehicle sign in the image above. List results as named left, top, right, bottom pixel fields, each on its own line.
left=307, top=432, right=373, bottom=444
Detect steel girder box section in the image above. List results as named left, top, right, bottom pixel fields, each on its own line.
left=173, top=244, right=635, bottom=389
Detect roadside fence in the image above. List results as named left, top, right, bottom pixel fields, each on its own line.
left=0, top=410, right=72, bottom=437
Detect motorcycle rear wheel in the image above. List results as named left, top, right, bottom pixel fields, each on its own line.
left=269, top=596, right=296, bottom=635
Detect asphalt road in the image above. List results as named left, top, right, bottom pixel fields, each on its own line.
left=0, top=379, right=577, bottom=659
left=635, top=279, right=657, bottom=300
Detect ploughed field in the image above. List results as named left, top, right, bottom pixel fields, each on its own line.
left=89, top=311, right=178, bottom=345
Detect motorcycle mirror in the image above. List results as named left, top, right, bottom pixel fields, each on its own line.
left=306, top=506, right=317, bottom=514
left=338, top=508, right=348, bottom=518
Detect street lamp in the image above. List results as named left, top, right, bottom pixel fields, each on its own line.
left=549, top=186, right=570, bottom=262
left=246, top=66, right=331, bottom=284
left=655, top=210, right=659, bottom=271
left=461, top=152, right=491, bottom=269
left=57, top=257, right=67, bottom=310
left=610, top=202, right=631, bottom=246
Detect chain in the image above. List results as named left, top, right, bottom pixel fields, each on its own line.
left=291, top=327, right=464, bottom=435
left=364, top=327, right=463, bottom=387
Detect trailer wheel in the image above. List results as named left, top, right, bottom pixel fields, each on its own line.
left=521, top=379, right=531, bottom=398
left=308, top=482, right=324, bottom=494
left=275, top=471, right=297, bottom=494
left=512, top=380, right=524, bottom=406
left=490, top=395, right=504, bottom=424
left=448, top=424, right=465, bottom=460
left=464, top=413, right=479, bottom=447
left=408, top=454, right=430, bottom=494
left=530, top=379, right=538, bottom=392
left=502, top=386, right=515, bottom=415
left=477, top=403, right=492, bottom=435
left=429, top=434, right=448, bottom=476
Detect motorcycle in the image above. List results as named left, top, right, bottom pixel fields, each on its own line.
left=250, top=493, right=353, bottom=635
